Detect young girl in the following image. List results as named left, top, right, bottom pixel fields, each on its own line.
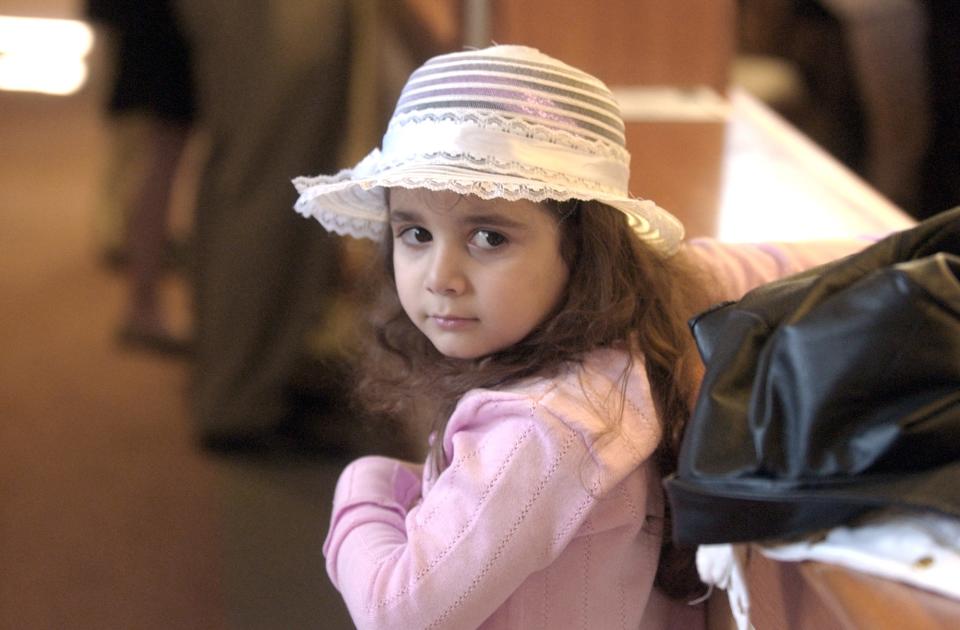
left=293, top=45, right=866, bottom=629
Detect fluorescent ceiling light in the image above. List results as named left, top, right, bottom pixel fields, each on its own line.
left=0, top=15, right=93, bottom=95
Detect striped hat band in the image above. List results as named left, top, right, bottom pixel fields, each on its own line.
left=396, top=54, right=627, bottom=145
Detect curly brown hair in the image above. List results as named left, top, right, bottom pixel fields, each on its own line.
left=351, top=195, right=714, bottom=600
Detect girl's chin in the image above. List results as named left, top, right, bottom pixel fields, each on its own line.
left=434, top=345, right=484, bottom=361
left=428, top=337, right=490, bottom=361
left=432, top=341, right=515, bottom=361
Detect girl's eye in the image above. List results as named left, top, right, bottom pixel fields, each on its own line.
left=398, top=227, right=432, bottom=245
left=471, top=230, right=507, bottom=250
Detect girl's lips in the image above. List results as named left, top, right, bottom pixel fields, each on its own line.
left=430, top=315, right=478, bottom=330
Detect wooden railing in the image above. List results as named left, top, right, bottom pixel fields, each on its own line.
left=743, top=546, right=959, bottom=629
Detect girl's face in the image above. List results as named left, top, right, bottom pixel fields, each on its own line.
left=389, top=188, right=570, bottom=360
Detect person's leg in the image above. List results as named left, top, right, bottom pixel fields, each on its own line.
left=93, top=113, right=152, bottom=267
left=89, top=22, right=151, bottom=268
left=106, top=1, right=197, bottom=353
left=119, top=118, right=191, bottom=350
left=175, top=0, right=352, bottom=443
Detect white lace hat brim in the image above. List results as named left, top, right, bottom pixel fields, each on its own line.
left=293, top=154, right=684, bottom=254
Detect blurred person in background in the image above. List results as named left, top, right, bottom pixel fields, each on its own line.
left=172, top=0, right=453, bottom=456
left=736, top=0, right=959, bottom=219
left=172, top=0, right=350, bottom=454
left=85, top=0, right=196, bottom=355
left=918, top=0, right=960, bottom=218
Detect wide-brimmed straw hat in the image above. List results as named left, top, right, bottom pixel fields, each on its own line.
left=293, top=44, right=684, bottom=253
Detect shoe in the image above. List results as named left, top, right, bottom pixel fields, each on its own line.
left=164, top=236, right=194, bottom=272
left=116, top=324, right=193, bottom=358
left=98, top=238, right=192, bottom=273
left=100, top=246, right=129, bottom=271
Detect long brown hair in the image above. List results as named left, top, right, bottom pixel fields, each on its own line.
left=353, top=196, right=712, bottom=599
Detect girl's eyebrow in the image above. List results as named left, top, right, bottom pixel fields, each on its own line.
left=389, top=208, right=527, bottom=230
left=462, top=213, right=526, bottom=229
left=389, top=209, right=422, bottom=224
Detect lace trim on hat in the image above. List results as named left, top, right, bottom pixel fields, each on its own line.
left=376, top=151, right=624, bottom=197
left=389, top=176, right=600, bottom=202
left=309, top=207, right=388, bottom=241
left=388, top=110, right=629, bottom=160
left=293, top=175, right=387, bottom=240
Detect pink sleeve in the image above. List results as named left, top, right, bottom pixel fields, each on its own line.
left=684, top=237, right=875, bottom=301
left=322, top=455, right=423, bottom=585
left=321, top=393, right=648, bottom=629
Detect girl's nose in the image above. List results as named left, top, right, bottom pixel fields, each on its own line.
left=425, top=245, right=467, bottom=296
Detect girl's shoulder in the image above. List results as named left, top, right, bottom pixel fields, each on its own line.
left=684, top=237, right=876, bottom=300
left=450, top=348, right=661, bottom=457
left=501, top=347, right=646, bottom=399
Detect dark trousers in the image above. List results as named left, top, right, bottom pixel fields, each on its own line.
left=174, top=0, right=351, bottom=436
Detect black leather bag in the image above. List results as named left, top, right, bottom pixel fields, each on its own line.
left=665, top=207, right=960, bottom=546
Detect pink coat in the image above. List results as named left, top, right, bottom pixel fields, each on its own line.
left=323, top=238, right=870, bottom=629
